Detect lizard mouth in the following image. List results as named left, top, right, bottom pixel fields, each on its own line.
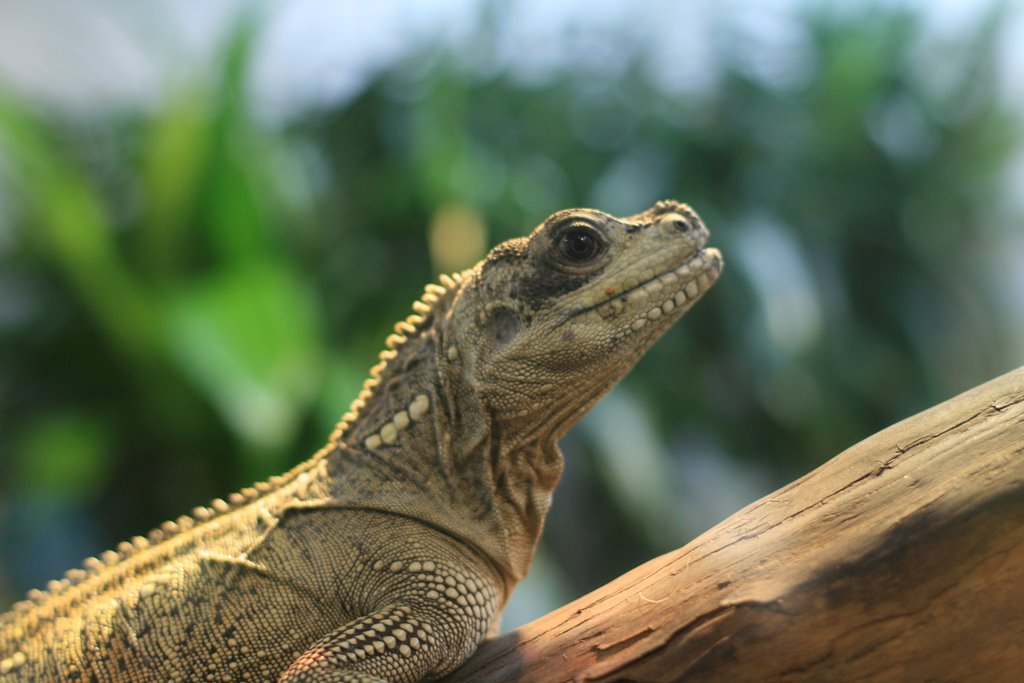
left=567, top=247, right=723, bottom=322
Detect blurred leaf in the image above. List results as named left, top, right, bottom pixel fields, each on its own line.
left=165, top=260, right=324, bottom=451
left=14, top=414, right=114, bottom=502
left=202, top=16, right=277, bottom=266
left=139, top=87, right=214, bottom=279
left=1, top=1, right=1021, bottom=624
left=0, top=94, right=161, bottom=371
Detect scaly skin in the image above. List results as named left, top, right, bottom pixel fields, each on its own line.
left=0, top=200, right=722, bottom=682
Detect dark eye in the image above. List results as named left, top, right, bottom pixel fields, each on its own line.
left=558, top=228, right=603, bottom=262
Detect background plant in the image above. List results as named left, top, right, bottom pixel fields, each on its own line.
left=0, top=1, right=1020, bottom=628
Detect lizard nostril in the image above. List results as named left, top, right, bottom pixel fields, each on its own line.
left=656, top=212, right=697, bottom=236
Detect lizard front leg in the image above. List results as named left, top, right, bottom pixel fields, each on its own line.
left=277, top=605, right=444, bottom=683
left=279, top=559, right=501, bottom=683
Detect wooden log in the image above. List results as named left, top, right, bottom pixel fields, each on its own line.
left=445, top=366, right=1024, bottom=682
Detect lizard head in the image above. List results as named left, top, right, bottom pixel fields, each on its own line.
left=444, top=199, right=723, bottom=442
left=332, top=200, right=722, bottom=582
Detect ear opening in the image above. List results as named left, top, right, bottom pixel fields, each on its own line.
left=491, top=306, right=521, bottom=346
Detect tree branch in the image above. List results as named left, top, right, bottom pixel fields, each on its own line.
left=444, top=366, right=1024, bottom=681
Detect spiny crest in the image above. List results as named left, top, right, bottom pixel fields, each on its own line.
left=2, top=270, right=471, bottom=619
left=328, top=270, right=467, bottom=444
left=2, top=458, right=326, bottom=620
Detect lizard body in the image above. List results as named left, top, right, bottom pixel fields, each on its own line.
left=0, top=200, right=722, bottom=682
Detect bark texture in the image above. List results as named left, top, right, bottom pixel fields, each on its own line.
left=445, top=366, right=1024, bottom=682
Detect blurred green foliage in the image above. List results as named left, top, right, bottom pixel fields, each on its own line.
left=0, top=3, right=1020, bottom=628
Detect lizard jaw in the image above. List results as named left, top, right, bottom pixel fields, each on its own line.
left=617, top=246, right=723, bottom=332
left=565, top=246, right=723, bottom=324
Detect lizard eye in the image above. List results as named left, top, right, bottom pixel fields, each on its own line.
left=558, top=228, right=604, bottom=263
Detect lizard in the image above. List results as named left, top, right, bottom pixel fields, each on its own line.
left=0, top=199, right=723, bottom=683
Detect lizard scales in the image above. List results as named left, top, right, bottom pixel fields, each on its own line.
left=0, top=200, right=723, bottom=682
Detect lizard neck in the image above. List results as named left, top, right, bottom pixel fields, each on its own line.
left=326, top=276, right=563, bottom=584
left=435, top=337, right=566, bottom=582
